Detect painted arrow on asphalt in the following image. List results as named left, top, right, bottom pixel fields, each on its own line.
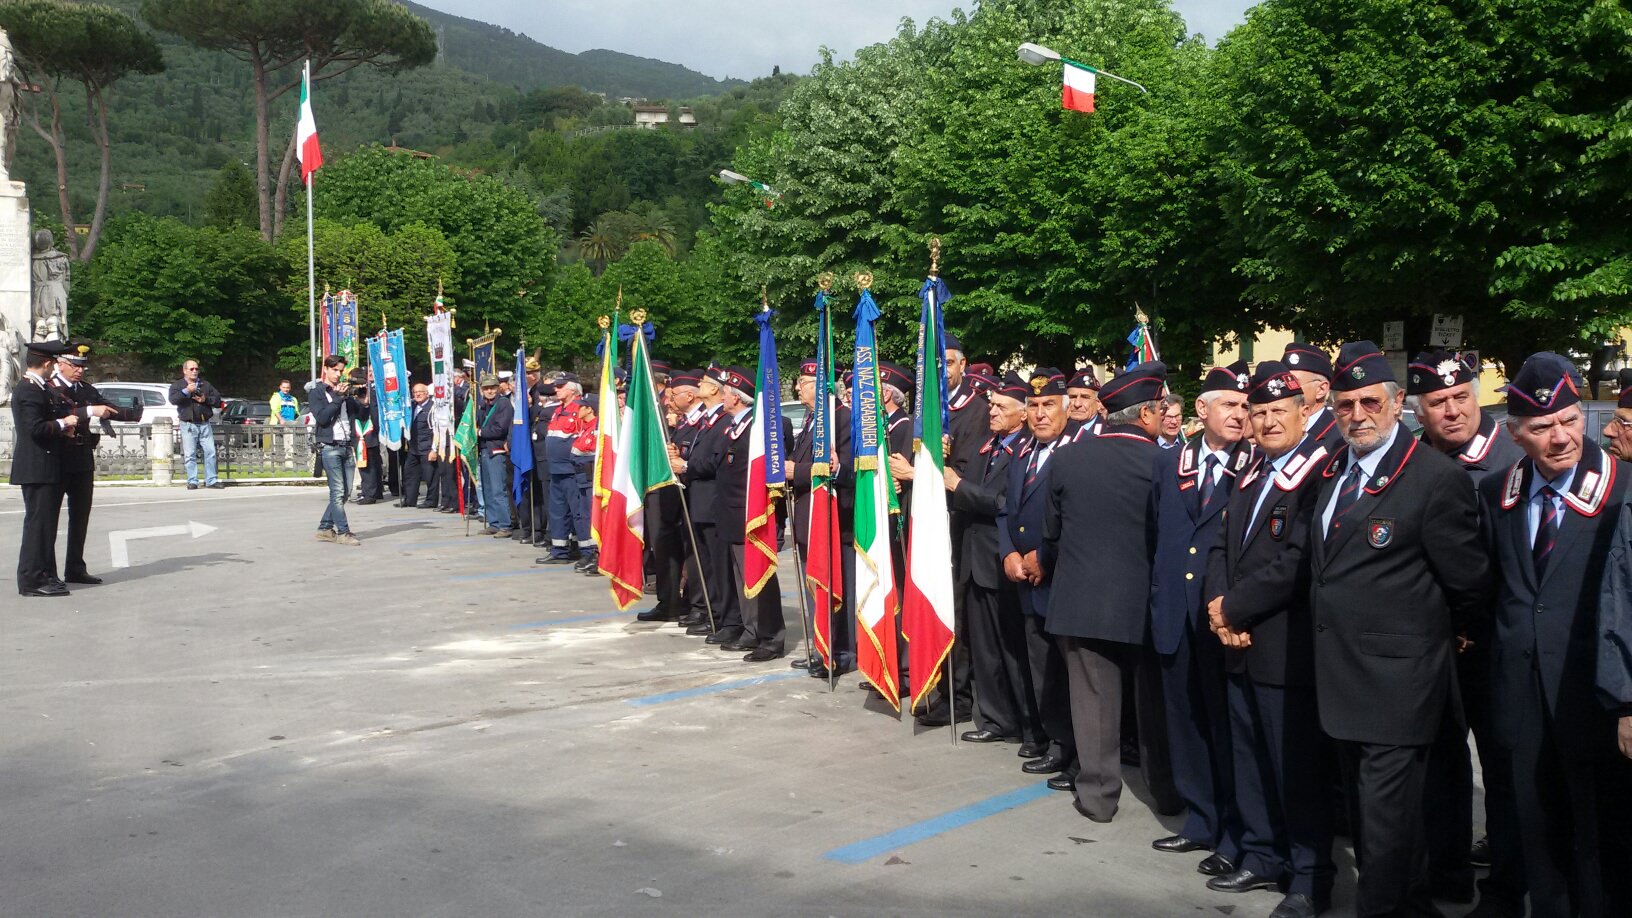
left=108, top=521, right=217, bottom=568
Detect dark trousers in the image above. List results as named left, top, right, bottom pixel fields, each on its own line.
left=963, top=579, right=1035, bottom=740
left=546, top=473, right=581, bottom=553
left=1444, top=643, right=1526, bottom=909
left=61, top=469, right=95, bottom=576
left=703, top=523, right=741, bottom=637
left=683, top=517, right=713, bottom=624
left=1023, top=610, right=1075, bottom=764
left=1135, top=642, right=1182, bottom=813
left=1506, top=674, right=1632, bottom=918
left=793, top=533, right=856, bottom=669
left=436, top=458, right=458, bottom=510
left=648, top=491, right=683, bottom=616
left=1228, top=674, right=1335, bottom=905
left=1160, top=620, right=1239, bottom=856
left=17, top=483, right=63, bottom=592
left=1338, top=740, right=1436, bottom=917
left=400, top=452, right=439, bottom=507
left=729, top=541, right=783, bottom=653
left=358, top=444, right=383, bottom=499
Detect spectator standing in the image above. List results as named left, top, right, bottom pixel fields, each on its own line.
left=169, top=359, right=225, bottom=490
left=476, top=374, right=513, bottom=536
left=308, top=355, right=363, bottom=545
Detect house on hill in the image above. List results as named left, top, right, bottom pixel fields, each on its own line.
left=630, top=104, right=698, bottom=129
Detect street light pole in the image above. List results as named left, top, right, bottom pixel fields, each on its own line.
left=1016, top=41, right=1150, bottom=94
left=718, top=169, right=782, bottom=201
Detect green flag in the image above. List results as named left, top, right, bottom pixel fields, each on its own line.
left=453, top=396, right=480, bottom=489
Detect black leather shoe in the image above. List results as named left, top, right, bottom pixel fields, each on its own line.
left=1152, top=835, right=1209, bottom=854
left=356, top=496, right=375, bottom=504
left=743, top=648, right=780, bottom=663
left=705, top=631, right=742, bottom=645
left=1022, top=754, right=1066, bottom=775
left=186, top=483, right=198, bottom=490
left=65, top=572, right=104, bottom=585
left=721, top=641, right=754, bottom=652
left=686, top=622, right=714, bottom=636
left=438, top=507, right=457, bottom=513
left=21, top=582, right=70, bottom=597
left=789, top=657, right=810, bottom=669
left=1046, top=774, right=1076, bottom=792
left=1268, top=894, right=1321, bottom=918
left=1468, top=836, right=1492, bottom=869
left=538, top=555, right=575, bottom=565
left=960, top=730, right=1013, bottom=744
left=1017, top=742, right=1047, bottom=759
left=1206, top=869, right=1278, bottom=893
left=635, top=608, right=675, bottom=622
left=808, top=663, right=831, bottom=680
left=1196, top=853, right=1236, bottom=876
left=207, top=482, right=226, bottom=490
left=1430, top=877, right=1476, bottom=905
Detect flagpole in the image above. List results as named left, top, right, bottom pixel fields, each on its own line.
left=306, top=172, right=316, bottom=385
left=759, top=290, right=813, bottom=670
left=924, top=239, right=956, bottom=748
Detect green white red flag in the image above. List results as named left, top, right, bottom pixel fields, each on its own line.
left=903, top=276, right=956, bottom=713
left=851, top=287, right=900, bottom=710
left=598, top=330, right=676, bottom=609
left=1062, top=61, right=1096, bottom=113
left=297, top=61, right=323, bottom=183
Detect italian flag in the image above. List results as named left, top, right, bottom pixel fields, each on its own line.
left=1062, top=61, right=1096, bottom=113
left=851, top=289, right=900, bottom=710
left=297, top=61, right=323, bottom=183
left=903, top=282, right=956, bottom=714
left=599, top=333, right=675, bottom=610
left=590, top=320, right=618, bottom=552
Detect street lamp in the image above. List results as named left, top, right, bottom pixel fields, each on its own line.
left=718, top=169, right=781, bottom=199
left=1016, top=41, right=1150, bottom=95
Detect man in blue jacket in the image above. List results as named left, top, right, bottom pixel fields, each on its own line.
left=308, top=355, right=364, bottom=545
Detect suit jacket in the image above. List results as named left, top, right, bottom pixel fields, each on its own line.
left=1305, top=407, right=1343, bottom=452
left=714, top=409, right=757, bottom=543
left=406, top=400, right=435, bottom=455
left=1596, top=498, right=1632, bottom=719
left=1480, top=442, right=1628, bottom=760
left=8, top=376, right=72, bottom=485
left=1309, top=423, right=1490, bottom=746
left=1150, top=436, right=1256, bottom=655
left=951, top=430, right=1019, bottom=590
left=1206, top=434, right=1328, bottom=686
left=945, top=383, right=989, bottom=476
left=51, top=377, right=142, bottom=473
left=1435, top=411, right=1524, bottom=489
left=1042, top=424, right=1160, bottom=643
left=476, top=396, right=513, bottom=452
left=997, top=432, right=1053, bottom=616
left=683, top=405, right=730, bottom=526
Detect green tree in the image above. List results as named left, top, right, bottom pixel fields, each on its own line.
left=0, top=0, right=164, bottom=261
left=576, top=214, right=625, bottom=275
left=202, top=159, right=257, bottom=229
left=275, top=218, right=457, bottom=347
left=526, top=261, right=599, bottom=371
left=140, top=0, right=436, bottom=241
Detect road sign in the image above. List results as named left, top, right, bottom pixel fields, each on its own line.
left=1383, top=321, right=1405, bottom=351
left=1429, top=314, right=1464, bottom=347
left=108, top=520, right=217, bottom=568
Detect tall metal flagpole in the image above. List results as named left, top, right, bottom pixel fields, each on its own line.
left=306, top=170, right=316, bottom=384
left=927, top=238, right=956, bottom=748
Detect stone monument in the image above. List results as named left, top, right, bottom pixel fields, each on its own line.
left=0, top=25, right=32, bottom=434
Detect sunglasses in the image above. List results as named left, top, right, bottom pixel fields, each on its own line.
left=1333, top=396, right=1388, bottom=417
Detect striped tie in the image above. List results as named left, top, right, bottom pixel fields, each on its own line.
left=1199, top=455, right=1218, bottom=507
left=1328, top=464, right=1364, bottom=536
left=1533, top=485, right=1559, bottom=578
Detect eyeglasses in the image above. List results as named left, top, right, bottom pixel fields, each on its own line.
left=1332, top=396, right=1388, bottom=417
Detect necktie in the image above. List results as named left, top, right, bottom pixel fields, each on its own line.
left=1533, top=486, right=1559, bottom=578
left=1328, top=464, right=1364, bottom=535
left=1026, top=444, right=1049, bottom=487
left=1199, top=455, right=1218, bottom=507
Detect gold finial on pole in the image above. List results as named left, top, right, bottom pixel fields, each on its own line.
left=854, top=271, right=874, bottom=291
left=1134, top=303, right=1150, bottom=326
left=630, top=309, right=647, bottom=325
left=615, top=287, right=624, bottom=311
left=598, top=315, right=611, bottom=330
left=929, top=236, right=941, bottom=279
left=761, top=285, right=770, bottom=313
left=818, top=272, right=834, bottom=293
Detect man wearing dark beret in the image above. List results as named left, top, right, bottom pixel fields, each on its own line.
left=1204, top=361, right=1335, bottom=917
left=11, top=340, right=76, bottom=596
left=1148, top=361, right=1254, bottom=875
left=1604, top=386, right=1632, bottom=462
left=1283, top=342, right=1342, bottom=450
left=1309, top=341, right=1489, bottom=916
left=1406, top=348, right=1527, bottom=910
left=1480, top=352, right=1632, bottom=918
left=1040, top=361, right=1178, bottom=822
left=1064, top=367, right=1104, bottom=442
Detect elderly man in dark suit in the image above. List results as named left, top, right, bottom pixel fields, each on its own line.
left=1204, top=361, right=1335, bottom=918
left=1309, top=341, right=1489, bottom=917
left=11, top=340, right=75, bottom=597
left=398, top=383, right=440, bottom=510
left=1149, top=361, right=1254, bottom=874
left=1041, top=361, right=1171, bottom=822
left=1480, top=353, right=1632, bottom=918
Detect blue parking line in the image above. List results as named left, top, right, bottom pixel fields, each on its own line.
left=507, top=612, right=624, bottom=630
left=625, top=671, right=805, bottom=708
left=821, top=782, right=1054, bottom=864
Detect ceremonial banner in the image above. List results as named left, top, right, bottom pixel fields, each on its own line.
left=806, top=289, right=843, bottom=668
left=369, top=330, right=408, bottom=451
left=510, top=347, right=534, bottom=502
left=471, top=333, right=497, bottom=384
left=744, top=308, right=786, bottom=597
left=904, top=275, right=956, bottom=713
left=589, top=319, right=618, bottom=553
left=328, top=290, right=358, bottom=369
left=1126, top=315, right=1159, bottom=370
left=599, top=330, right=676, bottom=609
left=453, top=394, right=480, bottom=509
left=425, top=301, right=454, bottom=453
left=852, top=285, right=900, bottom=710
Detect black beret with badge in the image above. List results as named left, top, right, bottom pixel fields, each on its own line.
left=1100, top=361, right=1168, bottom=413
left=1503, top=351, right=1583, bottom=417
left=879, top=361, right=914, bottom=394
left=1248, top=360, right=1303, bottom=404
left=1406, top=349, right=1477, bottom=395
left=943, top=331, right=964, bottom=353
left=707, top=365, right=755, bottom=397
left=965, top=364, right=999, bottom=393
left=1330, top=340, right=1396, bottom=392
left=998, top=370, right=1032, bottom=402
left=669, top=369, right=702, bottom=388
left=799, top=359, right=818, bottom=377
left=1200, top=359, right=1251, bottom=395
left=1282, top=342, right=1333, bottom=379
left=1027, top=366, right=1068, bottom=397
left=1067, top=367, right=1101, bottom=391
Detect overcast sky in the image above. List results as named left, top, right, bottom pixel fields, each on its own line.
left=420, top=1, right=1255, bottom=81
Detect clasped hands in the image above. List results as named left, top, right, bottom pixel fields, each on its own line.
left=1207, top=596, right=1252, bottom=649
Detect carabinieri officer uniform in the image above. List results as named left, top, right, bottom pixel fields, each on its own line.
left=11, top=340, right=74, bottom=596
left=51, top=343, right=141, bottom=584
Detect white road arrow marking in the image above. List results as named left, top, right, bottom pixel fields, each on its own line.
left=108, top=521, right=217, bottom=568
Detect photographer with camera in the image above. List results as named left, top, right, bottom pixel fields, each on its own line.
left=168, top=359, right=225, bottom=490
left=309, top=355, right=364, bottom=545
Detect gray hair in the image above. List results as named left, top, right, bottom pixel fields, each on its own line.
left=558, top=380, right=583, bottom=400
left=1107, top=399, right=1162, bottom=426
left=723, top=385, right=752, bottom=407
left=1404, top=379, right=1479, bottom=414
left=884, top=384, right=909, bottom=408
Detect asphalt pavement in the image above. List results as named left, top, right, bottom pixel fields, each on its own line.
left=1, top=484, right=1490, bottom=916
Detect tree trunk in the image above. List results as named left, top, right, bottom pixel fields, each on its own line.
left=81, top=86, right=113, bottom=263
left=272, top=127, right=297, bottom=239
left=252, top=54, right=274, bottom=242
left=25, top=84, right=78, bottom=260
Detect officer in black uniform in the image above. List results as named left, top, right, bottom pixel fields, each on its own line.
left=680, top=368, right=735, bottom=641
left=638, top=361, right=688, bottom=622
left=663, top=371, right=710, bottom=630
left=1204, top=361, right=1336, bottom=918
left=1480, top=352, right=1632, bottom=918
left=787, top=358, right=856, bottom=678
left=878, top=361, right=916, bottom=693
left=1283, top=342, right=1343, bottom=451
left=50, top=343, right=141, bottom=584
left=1406, top=348, right=1527, bottom=912
left=1041, top=361, right=1172, bottom=823
left=1064, top=366, right=1105, bottom=441
left=1308, top=341, right=1489, bottom=917
left=12, top=340, right=75, bottom=596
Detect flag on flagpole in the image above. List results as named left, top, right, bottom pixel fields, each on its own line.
left=510, top=347, right=534, bottom=502
left=453, top=394, right=480, bottom=502
left=806, top=289, right=843, bottom=668
left=744, top=308, right=787, bottom=596
left=903, top=275, right=957, bottom=713
left=297, top=61, right=323, bottom=184
left=599, top=331, right=677, bottom=609
left=1125, top=314, right=1160, bottom=370
left=589, top=316, right=618, bottom=553
left=852, top=286, right=900, bottom=710
left=1062, top=61, right=1097, bottom=113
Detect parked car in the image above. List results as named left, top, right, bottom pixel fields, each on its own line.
left=221, top=399, right=274, bottom=425
left=96, top=382, right=179, bottom=425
